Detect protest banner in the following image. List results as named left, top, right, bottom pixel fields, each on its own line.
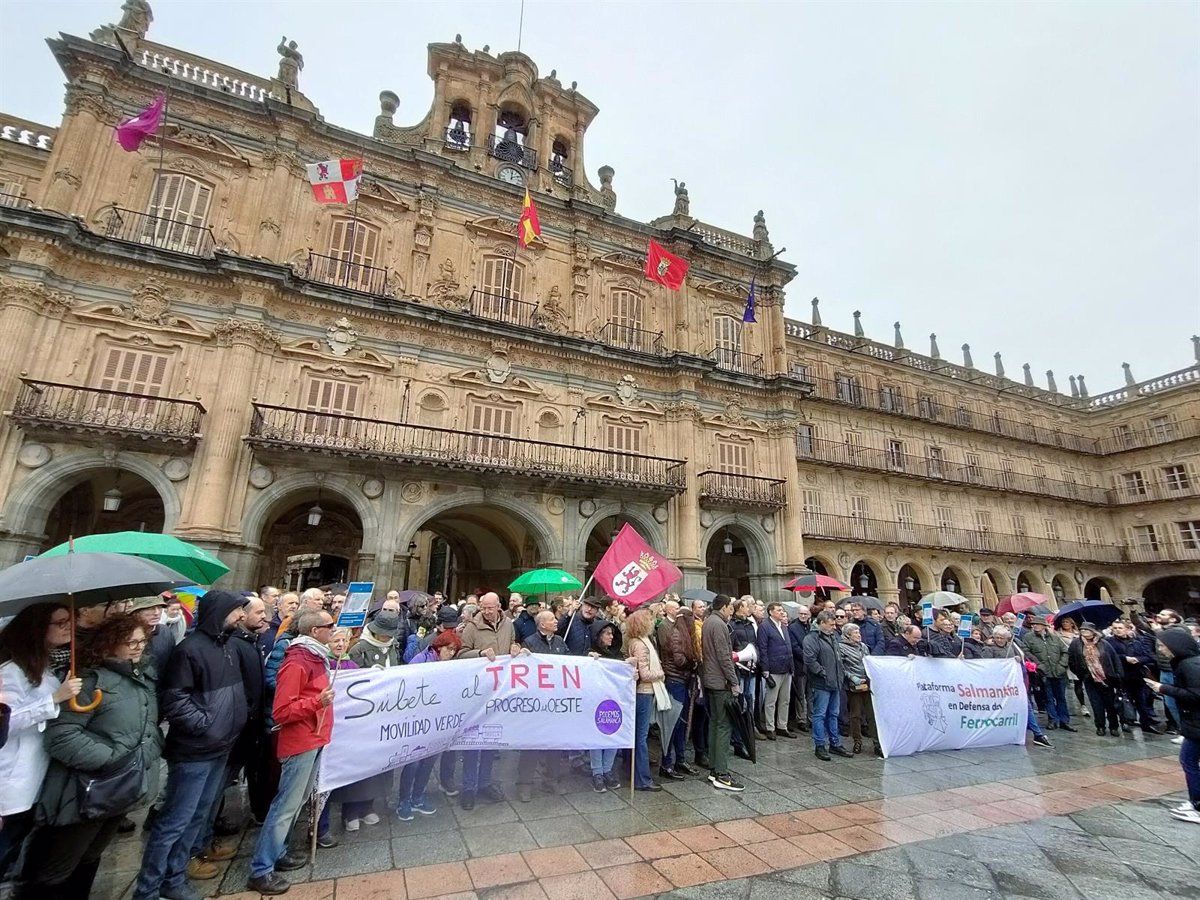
left=335, top=581, right=374, bottom=629
left=864, top=656, right=1028, bottom=757
left=318, top=654, right=636, bottom=792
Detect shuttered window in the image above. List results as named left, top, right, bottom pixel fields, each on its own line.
left=850, top=495, right=870, bottom=519
left=144, top=173, right=212, bottom=253
left=302, top=376, right=360, bottom=440
left=713, top=315, right=740, bottom=352
left=796, top=423, right=814, bottom=457
left=480, top=256, right=524, bottom=300
left=610, top=290, right=642, bottom=331
left=716, top=438, right=750, bottom=475
left=327, top=219, right=381, bottom=292
left=92, top=346, right=171, bottom=421
left=468, top=399, right=517, bottom=460
left=605, top=420, right=643, bottom=454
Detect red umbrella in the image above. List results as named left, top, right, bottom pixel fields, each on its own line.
left=784, top=573, right=851, bottom=593
left=995, top=592, right=1050, bottom=616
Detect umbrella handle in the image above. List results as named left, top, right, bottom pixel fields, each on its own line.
left=70, top=690, right=102, bottom=712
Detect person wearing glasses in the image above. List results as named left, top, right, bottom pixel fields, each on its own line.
left=0, top=603, right=83, bottom=880
left=19, top=614, right=163, bottom=899
left=134, top=590, right=251, bottom=900
left=248, top=610, right=336, bottom=895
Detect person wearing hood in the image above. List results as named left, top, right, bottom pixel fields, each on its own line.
left=1145, top=627, right=1200, bottom=824
left=247, top=609, right=336, bottom=895
left=134, top=591, right=251, bottom=900
left=348, top=612, right=401, bottom=669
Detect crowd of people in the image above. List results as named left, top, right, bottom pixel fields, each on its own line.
left=0, top=584, right=1196, bottom=898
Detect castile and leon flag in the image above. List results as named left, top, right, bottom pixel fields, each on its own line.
left=306, top=158, right=363, bottom=204
left=594, top=523, right=683, bottom=608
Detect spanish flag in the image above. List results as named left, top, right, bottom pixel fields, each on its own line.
left=518, top=189, right=541, bottom=247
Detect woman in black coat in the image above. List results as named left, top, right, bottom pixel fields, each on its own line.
left=1146, top=627, right=1200, bottom=823
left=1068, top=621, right=1124, bottom=736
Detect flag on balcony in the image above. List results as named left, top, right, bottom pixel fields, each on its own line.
left=593, top=523, right=683, bottom=609
left=644, top=239, right=689, bottom=291
left=306, top=158, right=363, bottom=204
left=518, top=189, right=541, bottom=247
left=114, top=93, right=166, bottom=152
left=742, top=277, right=757, bottom=323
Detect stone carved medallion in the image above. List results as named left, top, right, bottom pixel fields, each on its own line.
left=17, top=442, right=50, bottom=468
left=653, top=504, right=668, bottom=524
left=326, top=317, right=359, bottom=357
left=760, top=515, right=775, bottom=533
left=162, top=457, right=191, bottom=482
left=401, top=482, right=424, bottom=502
left=578, top=499, right=596, bottom=518
left=249, top=465, right=274, bottom=489
left=545, top=495, right=565, bottom=515
left=485, top=352, right=511, bottom=385
left=616, top=375, right=639, bottom=408
left=362, top=477, right=384, bottom=499
left=699, top=510, right=714, bottom=528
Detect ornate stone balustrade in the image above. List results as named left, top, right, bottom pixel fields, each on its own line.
left=0, top=115, right=55, bottom=150
left=134, top=43, right=275, bottom=102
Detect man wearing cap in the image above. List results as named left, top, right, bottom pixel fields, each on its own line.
left=131, top=594, right=179, bottom=683
left=406, top=604, right=460, bottom=663
left=1022, top=615, right=1075, bottom=732
left=559, top=595, right=603, bottom=655
left=513, top=594, right=542, bottom=645
left=348, top=612, right=401, bottom=668
left=977, top=608, right=997, bottom=642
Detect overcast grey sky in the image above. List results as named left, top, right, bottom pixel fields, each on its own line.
left=2, top=0, right=1197, bottom=394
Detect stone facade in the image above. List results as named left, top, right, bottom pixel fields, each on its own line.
left=0, top=4, right=1197, bottom=611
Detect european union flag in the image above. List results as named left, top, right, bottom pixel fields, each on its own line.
left=742, top=277, right=757, bottom=324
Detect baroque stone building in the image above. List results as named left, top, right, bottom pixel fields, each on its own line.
left=1, top=4, right=1198, bottom=613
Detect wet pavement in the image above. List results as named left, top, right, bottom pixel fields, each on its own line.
left=76, top=726, right=1193, bottom=899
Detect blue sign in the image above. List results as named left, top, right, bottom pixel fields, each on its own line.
left=921, top=602, right=934, bottom=628
left=1014, top=612, right=1027, bottom=637
left=336, top=581, right=375, bottom=629
left=958, top=613, right=974, bottom=639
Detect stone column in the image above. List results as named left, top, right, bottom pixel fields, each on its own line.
left=769, top=422, right=805, bottom=573
left=664, top=403, right=703, bottom=570
left=179, top=318, right=279, bottom=538
left=41, top=90, right=116, bottom=213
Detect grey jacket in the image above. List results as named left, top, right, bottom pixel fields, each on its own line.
left=701, top=614, right=737, bottom=692
left=803, top=628, right=844, bottom=692
left=837, top=639, right=870, bottom=688
left=1021, top=630, right=1068, bottom=678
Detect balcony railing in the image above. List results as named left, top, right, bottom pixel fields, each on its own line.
left=796, top=435, right=1110, bottom=504
left=104, top=207, right=215, bottom=257
left=1125, top=540, right=1200, bottom=565
left=443, top=124, right=472, bottom=151
left=469, top=289, right=539, bottom=328
left=550, top=159, right=573, bottom=188
left=11, top=379, right=205, bottom=444
left=1111, top=479, right=1200, bottom=505
left=305, top=251, right=390, bottom=296
left=248, top=404, right=687, bottom=493
left=0, top=191, right=31, bottom=210
left=487, top=134, right=537, bottom=169
left=1096, top=417, right=1200, bottom=454
left=800, top=512, right=1127, bottom=565
left=697, top=471, right=786, bottom=509
left=711, top=347, right=765, bottom=376
left=596, top=322, right=666, bottom=355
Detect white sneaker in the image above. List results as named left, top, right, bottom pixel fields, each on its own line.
left=1172, top=735, right=1185, bottom=745
left=344, top=818, right=360, bottom=832
left=1169, top=808, right=1200, bottom=825
left=1170, top=801, right=1195, bottom=813
left=362, top=812, right=381, bottom=826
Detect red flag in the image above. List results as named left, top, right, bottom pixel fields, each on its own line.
left=644, top=239, right=689, bottom=291
left=518, top=189, right=541, bottom=247
left=306, top=158, right=363, bottom=204
left=593, top=524, right=682, bottom=608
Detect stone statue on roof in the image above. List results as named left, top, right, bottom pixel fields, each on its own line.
left=671, top=179, right=689, bottom=217
left=276, top=37, right=304, bottom=89
left=117, top=0, right=153, bottom=38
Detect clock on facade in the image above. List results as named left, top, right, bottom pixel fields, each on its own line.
left=496, top=166, right=525, bottom=186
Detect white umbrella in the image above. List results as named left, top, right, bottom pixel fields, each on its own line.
left=922, top=591, right=969, bottom=609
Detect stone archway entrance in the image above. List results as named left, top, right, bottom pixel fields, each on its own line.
left=257, top=495, right=364, bottom=591
left=42, top=470, right=166, bottom=550
left=1143, top=575, right=1200, bottom=619
left=706, top=527, right=750, bottom=597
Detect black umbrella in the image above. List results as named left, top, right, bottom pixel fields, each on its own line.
left=681, top=588, right=717, bottom=604
left=725, top=693, right=757, bottom=764
left=0, top=552, right=190, bottom=711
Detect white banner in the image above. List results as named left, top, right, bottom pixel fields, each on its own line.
left=864, top=656, right=1028, bottom=757
left=318, top=654, right=636, bottom=792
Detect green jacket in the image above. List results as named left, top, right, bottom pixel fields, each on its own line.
left=36, top=659, right=163, bottom=826
left=1021, top=629, right=1068, bottom=678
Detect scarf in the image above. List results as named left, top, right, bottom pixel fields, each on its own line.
left=49, top=646, right=71, bottom=680
left=1082, top=639, right=1106, bottom=683
left=291, top=635, right=332, bottom=667
left=360, top=631, right=394, bottom=650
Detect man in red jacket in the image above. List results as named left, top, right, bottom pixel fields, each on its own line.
left=247, top=610, right=335, bottom=895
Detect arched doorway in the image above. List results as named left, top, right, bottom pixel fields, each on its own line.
left=979, top=569, right=1007, bottom=609
left=898, top=564, right=924, bottom=615
left=1016, top=569, right=1042, bottom=595
left=940, top=566, right=967, bottom=594
left=1143, top=575, right=1200, bottom=619
left=404, top=501, right=554, bottom=601
left=1084, top=576, right=1118, bottom=602
left=258, top=494, right=364, bottom=591
left=1050, top=574, right=1074, bottom=607
left=707, top=527, right=750, bottom=597
left=42, top=470, right=166, bottom=550
left=850, top=560, right=878, bottom=597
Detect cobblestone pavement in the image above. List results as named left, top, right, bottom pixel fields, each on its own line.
left=84, top=726, right=1193, bottom=899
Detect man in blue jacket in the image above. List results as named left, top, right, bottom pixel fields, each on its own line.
left=849, top=600, right=885, bottom=655
left=756, top=602, right=796, bottom=739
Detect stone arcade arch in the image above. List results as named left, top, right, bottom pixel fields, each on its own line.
left=1084, top=575, right=1120, bottom=602
left=701, top=515, right=776, bottom=598
left=1142, top=575, right=1200, bottom=618
left=580, top=505, right=668, bottom=592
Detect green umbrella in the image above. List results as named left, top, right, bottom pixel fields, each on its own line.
left=507, top=568, right=583, bottom=594
left=41, top=531, right=229, bottom=585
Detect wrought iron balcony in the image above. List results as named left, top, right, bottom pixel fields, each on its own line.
left=697, top=471, right=786, bottom=510
left=305, top=250, right=390, bottom=296
left=796, top=435, right=1110, bottom=504
left=800, top=511, right=1126, bottom=565
left=248, top=404, right=687, bottom=494
left=469, top=289, right=539, bottom=328
left=1124, top=540, right=1200, bottom=565
left=11, top=379, right=204, bottom=446
left=443, top=123, right=472, bottom=152
left=103, top=207, right=215, bottom=257
left=0, top=191, right=30, bottom=210
left=596, top=322, right=666, bottom=355
left=711, top=347, right=765, bottom=376
left=1096, top=416, right=1200, bottom=455
left=487, top=134, right=537, bottom=169
left=550, top=159, right=573, bottom=188
left=1110, top=478, right=1200, bottom=505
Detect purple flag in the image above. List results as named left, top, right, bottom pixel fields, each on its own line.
left=114, top=94, right=166, bottom=152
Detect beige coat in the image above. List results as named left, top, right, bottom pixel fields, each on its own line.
left=457, top=610, right=516, bottom=659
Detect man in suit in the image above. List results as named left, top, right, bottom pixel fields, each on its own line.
left=756, top=602, right=796, bottom=739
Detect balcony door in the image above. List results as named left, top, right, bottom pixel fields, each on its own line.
left=468, top=399, right=517, bottom=463
left=145, top=173, right=211, bottom=253
left=302, top=376, right=360, bottom=443
left=713, top=315, right=741, bottom=370
left=479, top=256, right=525, bottom=322
left=93, top=346, right=171, bottom=425
left=609, top=289, right=644, bottom=349
left=328, top=218, right=381, bottom=292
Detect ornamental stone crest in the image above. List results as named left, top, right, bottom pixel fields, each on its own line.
left=128, top=277, right=173, bottom=324
left=616, top=375, right=639, bottom=407
left=325, top=317, right=358, bottom=357
left=485, top=350, right=511, bottom=384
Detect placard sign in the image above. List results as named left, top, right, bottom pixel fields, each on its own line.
left=336, top=581, right=375, bottom=629
left=958, top=613, right=975, bottom=639
left=921, top=602, right=934, bottom=628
